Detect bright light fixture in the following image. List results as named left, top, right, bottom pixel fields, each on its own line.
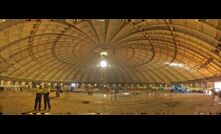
left=214, top=88, right=220, bottom=92
left=169, top=63, right=184, bottom=67
left=214, top=82, right=221, bottom=90
left=2, top=19, right=6, bottom=22
left=100, top=60, right=107, bottom=68
left=164, top=62, right=190, bottom=70
left=71, top=83, right=75, bottom=87
left=100, top=51, right=108, bottom=56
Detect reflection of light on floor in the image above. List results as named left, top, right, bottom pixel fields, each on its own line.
left=208, top=91, right=212, bottom=95
left=123, top=93, right=130, bottom=95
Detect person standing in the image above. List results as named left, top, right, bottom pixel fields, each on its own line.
left=56, top=83, right=61, bottom=97
left=34, top=85, right=42, bottom=111
left=43, top=84, right=51, bottom=110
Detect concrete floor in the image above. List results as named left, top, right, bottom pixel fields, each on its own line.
left=0, top=91, right=221, bottom=115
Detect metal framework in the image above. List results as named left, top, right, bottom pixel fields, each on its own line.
left=0, top=19, right=221, bottom=84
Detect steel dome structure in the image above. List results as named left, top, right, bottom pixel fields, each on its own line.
left=0, top=19, right=221, bottom=84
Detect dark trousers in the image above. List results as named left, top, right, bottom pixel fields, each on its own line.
left=56, top=90, right=60, bottom=97
left=44, top=93, right=51, bottom=110
left=34, top=93, right=42, bottom=110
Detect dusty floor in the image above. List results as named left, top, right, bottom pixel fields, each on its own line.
left=0, top=91, right=221, bottom=115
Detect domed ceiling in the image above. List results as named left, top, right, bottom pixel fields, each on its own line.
left=0, top=19, right=221, bottom=83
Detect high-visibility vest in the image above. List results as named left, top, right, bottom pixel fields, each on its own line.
left=43, top=87, right=51, bottom=93
left=35, top=87, right=42, bottom=94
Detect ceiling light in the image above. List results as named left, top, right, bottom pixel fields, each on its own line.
left=164, top=62, right=183, bottom=67
left=2, top=19, right=6, bottom=22
left=100, top=51, right=108, bottom=56
left=164, top=62, right=190, bottom=70
left=214, top=82, right=221, bottom=92
left=99, top=19, right=105, bottom=21
left=100, top=60, right=107, bottom=68
left=71, top=83, right=75, bottom=87
left=169, top=63, right=184, bottom=67
left=214, top=88, right=220, bottom=93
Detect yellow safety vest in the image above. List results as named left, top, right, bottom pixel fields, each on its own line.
left=43, top=87, right=51, bottom=93
left=35, top=87, right=42, bottom=94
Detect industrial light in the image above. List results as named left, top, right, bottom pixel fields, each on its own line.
left=100, top=51, right=108, bottom=56
left=169, top=63, right=184, bottom=67
left=100, top=60, right=107, bottom=68
left=214, top=88, right=220, bottom=93
left=214, top=82, right=221, bottom=90
left=164, top=62, right=190, bottom=70
left=71, top=83, right=76, bottom=87
left=214, top=82, right=221, bottom=93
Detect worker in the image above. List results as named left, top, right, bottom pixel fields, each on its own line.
left=56, top=83, right=62, bottom=97
left=43, top=84, right=51, bottom=110
left=34, top=85, right=42, bottom=111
